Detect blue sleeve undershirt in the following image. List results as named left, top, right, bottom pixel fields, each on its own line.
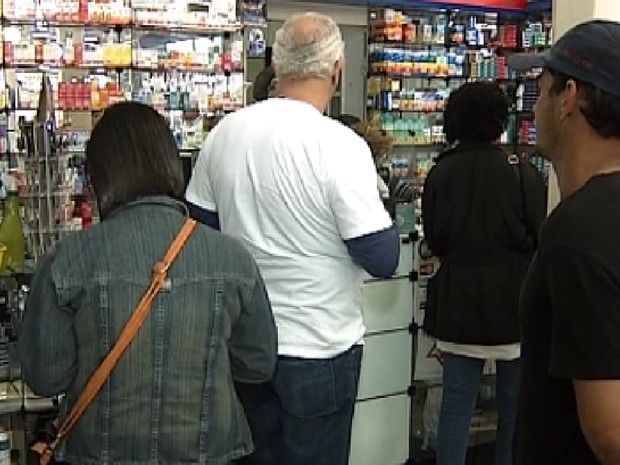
left=187, top=202, right=220, bottom=230
left=187, top=202, right=399, bottom=278
left=344, top=225, right=400, bottom=278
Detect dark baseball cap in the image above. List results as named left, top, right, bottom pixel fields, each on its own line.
left=508, top=20, right=620, bottom=98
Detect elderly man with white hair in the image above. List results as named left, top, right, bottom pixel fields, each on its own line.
left=186, top=12, right=399, bottom=465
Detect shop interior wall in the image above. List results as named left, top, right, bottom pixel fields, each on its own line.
left=592, top=0, right=620, bottom=18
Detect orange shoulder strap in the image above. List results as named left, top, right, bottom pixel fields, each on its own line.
left=47, top=218, right=197, bottom=457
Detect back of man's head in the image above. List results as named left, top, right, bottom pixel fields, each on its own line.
left=273, top=12, right=344, bottom=82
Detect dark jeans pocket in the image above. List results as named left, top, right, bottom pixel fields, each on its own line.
left=272, top=357, right=339, bottom=418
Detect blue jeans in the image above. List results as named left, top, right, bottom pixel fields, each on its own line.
left=234, top=345, right=363, bottom=465
left=437, top=353, right=521, bottom=465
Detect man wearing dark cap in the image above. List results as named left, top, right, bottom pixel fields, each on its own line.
left=509, top=20, right=620, bottom=465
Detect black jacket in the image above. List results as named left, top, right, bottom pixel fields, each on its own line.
left=422, top=143, right=546, bottom=345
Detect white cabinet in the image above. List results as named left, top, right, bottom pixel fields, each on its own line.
left=350, top=236, right=416, bottom=464
left=350, top=394, right=411, bottom=465
left=362, top=277, right=413, bottom=334
left=358, top=330, right=412, bottom=400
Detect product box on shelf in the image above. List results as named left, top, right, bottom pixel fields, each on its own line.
left=2, top=26, right=134, bottom=69
left=133, top=0, right=238, bottom=29
left=369, top=8, right=446, bottom=46
left=3, top=0, right=37, bottom=20
left=367, top=4, right=545, bottom=150
left=369, top=46, right=467, bottom=78
left=240, top=0, right=266, bottom=25
left=37, top=0, right=132, bottom=25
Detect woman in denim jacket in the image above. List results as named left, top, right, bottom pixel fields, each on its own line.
left=19, top=102, right=277, bottom=465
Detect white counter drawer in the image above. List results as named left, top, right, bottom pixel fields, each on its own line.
left=350, top=393, right=411, bottom=465
left=358, top=330, right=412, bottom=400
left=362, top=278, right=413, bottom=334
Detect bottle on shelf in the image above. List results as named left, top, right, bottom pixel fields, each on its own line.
left=0, top=431, right=10, bottom=465
left=64, top=33, right=75, bottom=66
left=0, top=185, right=26, bottom=274
left=0, top=116, right=7, bottom=155
left=91, top=78, right=101, bottom=110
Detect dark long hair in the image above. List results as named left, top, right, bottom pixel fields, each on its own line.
left=86, top=102, right=184, bottom=219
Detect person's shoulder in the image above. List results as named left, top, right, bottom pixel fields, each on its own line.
left=425, top=147, right=463, bottom=176
left=212, top=100, right=275, bottom=126
left=320, top=118, right=371, bottom=160
left=46, top=224, right=102, bottom=282
left=542, top=180, right=620, bottom=250
left=322, top=117, right=363, bottom=140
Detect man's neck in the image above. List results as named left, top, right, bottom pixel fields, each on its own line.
left=278, top=79, right=332, bottom=113
left=555, top=133, right=620, bottom=198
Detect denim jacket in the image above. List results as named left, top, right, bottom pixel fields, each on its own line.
left=19, top=196, right=277, bottom=465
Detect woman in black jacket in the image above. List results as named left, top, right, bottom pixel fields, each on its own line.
left=422, top=82, right=546, bottom=465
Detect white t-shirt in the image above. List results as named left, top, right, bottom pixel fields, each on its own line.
left=186, top=98, right=393, bottom=358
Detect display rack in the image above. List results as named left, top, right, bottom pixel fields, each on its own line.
left=367, top=6, right=552, bottom=148
left=363, top=4, right=553, bottom=463
left=0, top=0, right=265, bottom=262
left=366, top=5, right=553, bottom=221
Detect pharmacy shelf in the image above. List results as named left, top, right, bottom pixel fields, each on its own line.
left=368, top=108, right=444, bottom=114
left=370, top=40, right=519, bottom=50
left=448, top=42, right=519, bottom=50
left=21, top=153, right=86, bottom=161
left=5, top=64, right=131, bottom=72
left=368, top=72, right=468, bottom=79
left=4, top=108, right=232, bottom=121
left=2, top=17, right=131, bottom=28
left=132, top=22, right=242, bottom=34
left=131, top=65, right=243, bottom=74
left=5, top=64, right=243, bottom=76
left=5, top=108, right=98, bottom=112
left=370, top=41, right=448, bottom=47
left=2, top=17, right=242, bottom=34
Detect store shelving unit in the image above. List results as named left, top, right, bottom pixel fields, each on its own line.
left=354, top=4, right=553, bottom=464
left=366, top=3, right=553, bottom=213
left=366, top=7, right=537, bottom=147
left=0, top=0, right=257, bottom=262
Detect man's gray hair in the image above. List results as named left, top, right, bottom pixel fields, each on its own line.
left=273, top=12, right=345, bottom=81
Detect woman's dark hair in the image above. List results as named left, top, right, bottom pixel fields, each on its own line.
left=333, top=113, right=361, bottom=128
left=253, top=66, right=276, bottom=102
left=443, top=82, right=509, bottom=145
left=548, top=68, right=620, bottom=138
left=86, top=101, right=184, bottom=220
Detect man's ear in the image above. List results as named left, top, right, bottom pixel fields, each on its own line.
left=559, top=79, right=580, bottom=121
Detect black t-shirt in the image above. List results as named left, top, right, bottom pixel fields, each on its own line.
left=518, top=172, right=620, bottom=465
